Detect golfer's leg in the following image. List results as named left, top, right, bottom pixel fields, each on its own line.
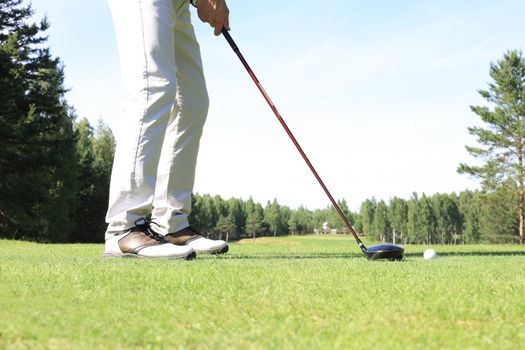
left=105, top=0, right=178, bottom=237
left=152, top=1, right=209, bottom=234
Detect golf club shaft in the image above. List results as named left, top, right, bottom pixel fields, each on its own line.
left=222, top=29, right=367, bottom=253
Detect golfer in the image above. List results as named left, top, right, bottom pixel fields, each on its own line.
left=103, top=0, right=230, bottom=259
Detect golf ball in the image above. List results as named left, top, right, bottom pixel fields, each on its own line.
left=423, top=249, right=437, bottom=260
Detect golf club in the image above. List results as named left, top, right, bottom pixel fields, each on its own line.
left=221, top=28, right=404, bottom=260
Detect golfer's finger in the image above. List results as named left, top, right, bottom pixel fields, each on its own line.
left=214, top=20, right=222, bottom=36
left=214, top=17, right=226, bottom=36
left=223, top=16, right=230, bottom=31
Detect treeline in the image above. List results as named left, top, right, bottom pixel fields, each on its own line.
left=0, top=1, right=115, bottom=242
left=0, top=115, right=115, bottom=242
left=188, top=195, right=354, bottom=241
left=356, top=188, right=518, bottom=244
left=188, top=187, right=519, bottom=244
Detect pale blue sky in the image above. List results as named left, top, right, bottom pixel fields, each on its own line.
left=31, top=0, right=525, bottom=210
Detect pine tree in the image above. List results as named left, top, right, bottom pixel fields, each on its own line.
left=188, top=194, right=217, bottom=237
left=227, top=198, right=245, bottom=240
left=70, top=118, right=96, bottom=241
left=90, top=120, right=115, bottom=239
left=68, top=118, right=115, bottom=242
left=0, top=0, right=76, bottom=241
left=458, top=50, right=525, bottom=244
left=201, top=194, right=218, bottom=231
left=482, top=182, right=519, bottom=243
left=215, top=215, right=234, bottom=242
left=245, top=197, right=263, bottom=240
left=190, top=193, right=213, bottom=235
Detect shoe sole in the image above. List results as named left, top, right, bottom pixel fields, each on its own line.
left=196, top=244, right=229, bottom=255
left=102, top=251, right=196, bottom=260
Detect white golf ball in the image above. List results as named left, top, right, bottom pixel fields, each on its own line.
left=423, top=249, right=437, bottom=260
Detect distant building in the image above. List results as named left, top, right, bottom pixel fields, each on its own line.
left=316, top=222, right=356, bottom=235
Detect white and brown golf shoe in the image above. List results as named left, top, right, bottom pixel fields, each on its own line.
left=166, top=226, right=229, bottom=255
left=103, top=219, right=196, bottom=260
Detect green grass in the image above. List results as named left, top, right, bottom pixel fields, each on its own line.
left=1, top=236, right=524, bottom=349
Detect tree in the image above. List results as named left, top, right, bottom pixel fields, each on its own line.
left=389, top=197, right=408, bottom=244
left=67, top=118, right=115, bottom=242
left=458, top=50, right=525, bottom=244
left=189, top=193, right=212, bottom=235
left=327, top=199, right=353, bottom=232
left=227, top=198, right=245, bottom=240
left=353, top=213, right=363, bottom=234
left=295, top=205, right=314, bottom=234
left=205, top=195, right=230, bottom=239
left=419, top=194, right=436, bottom=244
left=432, top=193, right=461, bottom=244
left=458, top=190, right=482, bottom=243
left=198, top=194, right=218, bottom=236
left=482, top=182, right=519, bottom=243
left=92, top=120, right=115, bottom=195
left=215, top=215, right=234, bottom=242
left=373, top=200, right=390, bottom=242
left=407, top=193, right=422, bottom=243
left=288, top=211, right=299, bottom=235
left=65, top=118, right=115, bottom=242
left=213, top=195, right=227, bottom=218
left=0, top=0, right=76, bottom=241
left=279, top=205, right=291, bottom=235
left=245, top=197, right=263, bottom=240
left=264, top=199, right=282, bottom=236
left=70, top=119, right=96, bottom=241
left=359, top=198, right=376, bottom=236
left=312, top=208, right=328, bottom=232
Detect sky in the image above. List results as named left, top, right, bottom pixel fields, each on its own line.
left=30, top=0, right=525, bottom=211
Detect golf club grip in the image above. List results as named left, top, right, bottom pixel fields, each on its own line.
left=221, top=29, right=366, bottom=250
left=221, top=28, right=237, bottom=51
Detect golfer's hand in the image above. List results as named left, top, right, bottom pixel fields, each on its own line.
left=197, top=0, right=230, bottom=36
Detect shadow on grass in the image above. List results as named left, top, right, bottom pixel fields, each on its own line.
left=404, top=251, right=525, bottom=257
left=203, top=250, right=525, bottom=260
left=206, top=252, right=361, bottom=260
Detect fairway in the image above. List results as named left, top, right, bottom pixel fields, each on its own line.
left=1, top=236, right=524, bottom=349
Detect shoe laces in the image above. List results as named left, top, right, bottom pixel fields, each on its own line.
left=133, top=218, right=166, bottom=242
left=185, top=226, right=202, bottom=236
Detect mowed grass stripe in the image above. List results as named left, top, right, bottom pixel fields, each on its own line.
left=1, top=237, right=524, bottom=349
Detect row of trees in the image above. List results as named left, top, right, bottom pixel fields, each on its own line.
left=357, top=189, right=518, bottom=244
left=187, top=187, right=518, bottom=244
left=188, top=194, right=354, bottom=241
left=0, top=0, right=115, bottom=242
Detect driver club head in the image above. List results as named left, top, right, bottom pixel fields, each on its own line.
left=365, top=244, right=405, bottom=260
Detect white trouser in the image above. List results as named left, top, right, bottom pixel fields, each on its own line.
left=105, top=0, right=209, bottom=238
